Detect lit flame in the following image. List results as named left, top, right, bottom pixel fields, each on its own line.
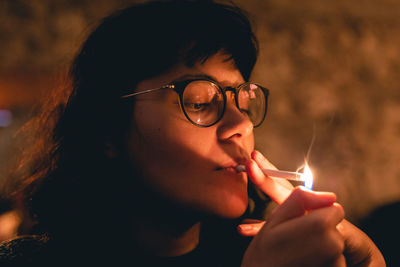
left=303, top=163, right=313, bottom=190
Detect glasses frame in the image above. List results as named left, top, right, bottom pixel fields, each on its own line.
left=121, top=78, right=269, bottom=128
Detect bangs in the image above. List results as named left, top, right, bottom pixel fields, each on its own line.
left=174, top=2, right=259, bottom=81
left=71, top=0, right=258, bottom=99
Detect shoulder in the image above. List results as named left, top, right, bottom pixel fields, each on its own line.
left=0, top=234, right=127, bottom=266
left=0, top=234, right=51, bottom=265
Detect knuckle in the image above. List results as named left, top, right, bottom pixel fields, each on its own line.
left=332, top=203, right=345, bottom=218
left=328, top=205, right=345, bottom=220
left=309, top=214, right=330, bottom=233
left=326, top=205, right=345, bottom=225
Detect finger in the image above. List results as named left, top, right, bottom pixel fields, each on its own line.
left=267, top=187, right=338, bottom=228
left=270, top=204, right=345, bottom=263
left=336, top=219, right=383, bottom=266
left=237, top=221, right=265, bottom=236
left=246, top=159, right=293, bottom=204
left=304, top=203, right=345, bottom=229
left=252, top=150, right=294, bottom=194
left=251, top=150, right=278, bottom=169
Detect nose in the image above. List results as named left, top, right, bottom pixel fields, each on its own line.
left=216, top=98, right=253, bottom=141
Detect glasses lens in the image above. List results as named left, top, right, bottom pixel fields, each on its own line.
left=238, top=83, right=266, bottom=127
left=182, top=81, right=224, bottom=126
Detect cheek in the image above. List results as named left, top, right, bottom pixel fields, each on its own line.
left=130, top=103, right=205, bottom=173
left=128, top=104, right=250, bottom=218
left=130, top=108, right=214, bottom=199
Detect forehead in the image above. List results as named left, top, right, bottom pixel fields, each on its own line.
left=136, top=52, right=245, bottom=92
left=190, top=54, right=244, bottom=85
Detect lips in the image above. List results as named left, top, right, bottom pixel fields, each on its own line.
left=216, top=158, right=248, bottom=173
left=218, top=166, right=241, bottom=174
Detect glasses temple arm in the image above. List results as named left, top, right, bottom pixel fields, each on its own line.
left=121, top=85, right=174, bottom=99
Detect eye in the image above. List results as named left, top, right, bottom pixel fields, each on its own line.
left=185, top=102, right=210, bottom=112
left=238, top=93, right=250, bottom=114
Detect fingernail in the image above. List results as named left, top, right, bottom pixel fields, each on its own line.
left=251, top=150, right=257, bottom=159
left=255, top=151, right=263, bottom=161
left=238, top=224, right=253, bottom=231
left=248, top=159, right=258, bottom=171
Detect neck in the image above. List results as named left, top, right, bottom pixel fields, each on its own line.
left=131, top=214, right=201, bottom=257
left=126, top=172, right=204, bottom=257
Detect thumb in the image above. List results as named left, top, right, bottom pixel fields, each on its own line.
left=267, top=186, right=337, bottom=228
left=237, top=187, right=337, bottom=236
left=337, top=219, right=386, bottom=266
left=247, top=152, right=294, bottom=204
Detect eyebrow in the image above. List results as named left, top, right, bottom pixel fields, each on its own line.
left=171, top=73, right=245, bottom=88
left=171, top=73, right=217, bottom=83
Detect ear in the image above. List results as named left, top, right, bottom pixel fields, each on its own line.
left=104, top=142, right=119, bottom=158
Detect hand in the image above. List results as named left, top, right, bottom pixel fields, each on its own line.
left=337, top=219, right=386, bottom=267
left=241, top=186, right=345, bottom=266
left=239, top=150, right=386, bottom=267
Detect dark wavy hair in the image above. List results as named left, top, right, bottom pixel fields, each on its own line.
left=8, top=0, right=259, bottom=248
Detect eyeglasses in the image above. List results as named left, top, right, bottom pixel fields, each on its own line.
left=121, top=78, right=269, bottom=127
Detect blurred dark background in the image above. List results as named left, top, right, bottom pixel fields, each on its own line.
left=0, top=0, right=399, bottom=252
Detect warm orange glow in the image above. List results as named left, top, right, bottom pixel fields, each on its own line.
left=0, top=72, right=57, bottom=109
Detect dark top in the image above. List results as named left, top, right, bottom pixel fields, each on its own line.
left=0, top=224, right=252, bottom=267
left=0, top=186, right=270, bottom=266
left=359, top=201, right=400, bottom=267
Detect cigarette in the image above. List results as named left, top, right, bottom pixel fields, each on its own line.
left=235, top=164, right=305, bottom=182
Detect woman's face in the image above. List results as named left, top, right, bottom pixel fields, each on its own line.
left=127, top=52, right=254, bottom=219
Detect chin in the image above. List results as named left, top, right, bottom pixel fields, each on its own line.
left=211, top=177, right=249, bottom=218
left=214, top=191, right=249, bottom=219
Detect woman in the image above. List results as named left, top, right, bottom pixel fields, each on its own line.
left=0, top=0, right=385, bottom=266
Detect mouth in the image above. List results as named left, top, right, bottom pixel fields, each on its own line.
left=216, top=160, right=248, bottom=174
left=218, top=166, right=241, bottom=174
